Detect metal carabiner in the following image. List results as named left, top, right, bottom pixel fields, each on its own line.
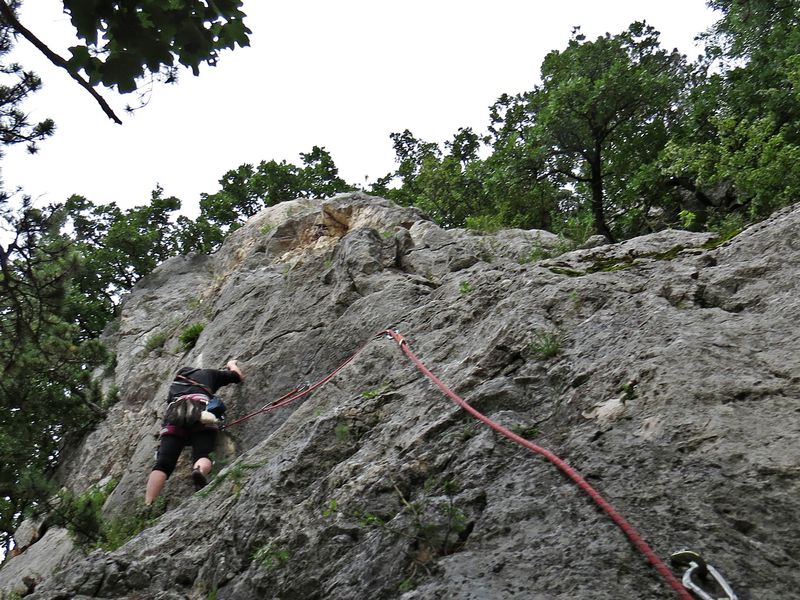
left=670, top=550, right=738, bottom=600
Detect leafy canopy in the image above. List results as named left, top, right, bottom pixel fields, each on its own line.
left=63, top=0, right=251, bottom=93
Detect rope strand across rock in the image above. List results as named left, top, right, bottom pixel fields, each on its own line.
left=224, top=328, right=695, bottom=599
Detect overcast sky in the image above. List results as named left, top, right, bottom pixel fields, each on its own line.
left=3, top=1, right=719, bottom=217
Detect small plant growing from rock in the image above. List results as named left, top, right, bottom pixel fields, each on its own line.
left=360, top=383, right=390, bottom=399
left=334, top=423, right=350, bottom=443
left=197, top=462, right=260, bottom=499
left=528, top=330, right=563, bottom=359
left=224, top=464, right=251, bottom=499
left=568, top=290, right=582, bottom=309
left=104, top=385, right=121, bottom=408
left=144, top=331, right=168, bottom=354
left=459, top=281, right=473, bottom=295
left=43, top=480, right=165, bottom=552
left=321, top=483, right=470, bottom=593
left=322, top=498, right=339, bottom=518
left=99, top=499, right=166, bottom=552
left=619, top=379, right=637, bottom=402
left=179, top=323, right=205, bottom=351
left=708, top=212, right=745, bottom=244
left=679, top=209, right=698, bottom=230
left=521, top=244, right=552, bottom=264
left=326, top=478, right=469, bottom=575
left=253, top=542, right=291, bottom=570
left=510, top=424, right=539, bottom=439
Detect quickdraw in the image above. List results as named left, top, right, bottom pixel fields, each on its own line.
left=671, top=550, right=739, bottom=600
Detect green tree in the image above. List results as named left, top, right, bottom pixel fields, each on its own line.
left=533, top=23, right=691, bottom=241
left=0, top=198, right=107, bottom=553
left=379, top=25, right=691, bottom=239
left=663, top=0, right=800, bottom=224
left=481, top=93, right=562, bottom=232
left=63, top=188, right=182, bottom=337
left=0, top=0, right=251, bottom=122
left=0, top=2, right=54, bottom=159
left=191, top=146, right=353, bottom=251
left=376, top=128, right=492, bottom=228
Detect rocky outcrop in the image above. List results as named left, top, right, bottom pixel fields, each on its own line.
left=2, top=193, right=798, bottom=599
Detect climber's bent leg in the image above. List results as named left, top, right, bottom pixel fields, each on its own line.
left=146, top=433, right=185, bottom=504
left=190, top=429, right=217, bottom=476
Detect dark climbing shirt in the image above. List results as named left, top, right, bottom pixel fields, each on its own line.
left=168, top=366, right=242, bottom=400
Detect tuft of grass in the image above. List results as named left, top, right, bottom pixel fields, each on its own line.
left=104, top=385, right=121, bottom=408
left=360, top=383, right=390, bottom=399
left=322, top=498, right=339, bottom=518
left=334, top=423, right=350, bottom=443
left=708, top=212, right=745, bottom=243
left=464, top=214, right=503, bottom=233
left=548, top=266, right=583, bottom=277
left=179, top=323, right=205, bottom=351
left=528, top=330, right=563, bottom=360
left=510, top=424, right=539, bottom=439
left=253, top=543, right=291, bottom=570
left=98, top=502, right=165, bottom=552
left=568, top=290, right=581, bottom=309
left=197, top=462, right=260, bottom=499
left=144, top=331, right=168, bottom=353
left=679, top=209, right=698, bottom=230
left=459, top=281, right=473, bottom=295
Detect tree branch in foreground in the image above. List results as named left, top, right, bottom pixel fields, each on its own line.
left=0, top=0, right=122, bottom=124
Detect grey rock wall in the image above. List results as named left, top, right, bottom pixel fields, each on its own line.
left=2, top=193, right=798, bottom=599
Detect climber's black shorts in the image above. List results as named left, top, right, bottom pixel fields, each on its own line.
left=152, top=427, right=217, bottom=477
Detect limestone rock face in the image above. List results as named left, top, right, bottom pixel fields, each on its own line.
left=2, top=193, right=799, bottom=599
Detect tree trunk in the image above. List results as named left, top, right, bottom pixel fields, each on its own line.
left=589, top=148, right=614, bottom=242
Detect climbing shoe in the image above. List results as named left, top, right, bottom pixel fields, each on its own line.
left=192, top=467, right=208, bottom=491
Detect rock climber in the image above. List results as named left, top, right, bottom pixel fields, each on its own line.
left=145, top=359, right=245, bottom=505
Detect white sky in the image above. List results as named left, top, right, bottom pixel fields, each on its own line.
left=3, top=1, right=719, bottom=217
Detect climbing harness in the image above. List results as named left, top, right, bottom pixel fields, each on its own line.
left=671, top=550, right=739, bottom=600
left=222, top=327, right=739, bottom=599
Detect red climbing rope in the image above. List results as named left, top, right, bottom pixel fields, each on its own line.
left=221, top=336, right=376, bottom=429
left=382, top=329, right=693, bottom=600
left=221, top=327, right=691, bottom=598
